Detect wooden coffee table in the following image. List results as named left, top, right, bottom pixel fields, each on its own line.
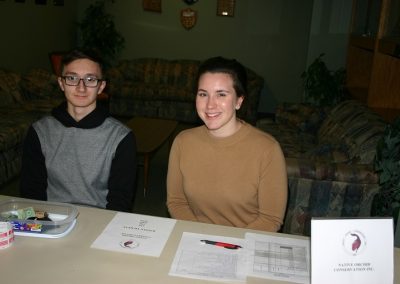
left=125, top=117, right=178, bottom=196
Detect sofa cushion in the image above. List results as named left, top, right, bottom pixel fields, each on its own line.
left=109, top=97, right=199, bottom=123
left=317, top=100, right=386, bottom=164
left=304, top=143, right=350, bottom=163
left=275, top=102, right=327, bottom=133
left=107, top=58, right=264, bottom=124
left=259, top=100, right=385, bottom=165
left=283, top=177, right=379, bottom=236
left=0, top=106, right=46, bottom=152
left=110, top=58, right=199, bottom=89
left=256, top=118, right=316, bottom=157
left=0, top=69, right=23, bottom=106
left=118, top=83, right=194, bottom=102
left=19, top=68, right=63, bottom=100
left=257, top=119, right=315, bottom=154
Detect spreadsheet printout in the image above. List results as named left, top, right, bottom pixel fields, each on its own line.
left=245, top=232, right=310, bottom=284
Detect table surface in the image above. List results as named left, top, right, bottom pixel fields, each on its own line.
left=125, top=117, right=178, bottom=153
left=0, top=195, right=399, bottom=284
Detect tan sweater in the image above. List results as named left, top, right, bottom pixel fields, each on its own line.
left=166, top=122, right=288, bottom=232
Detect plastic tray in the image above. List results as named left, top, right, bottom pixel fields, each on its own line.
left=0, top=199, right=78, bottom=238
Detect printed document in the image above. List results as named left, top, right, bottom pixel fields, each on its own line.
left=245, top=232, right=310, bottom=284
left=91, top=212, right=176, bottom=257
left=169, top=232, right=247, bottom=282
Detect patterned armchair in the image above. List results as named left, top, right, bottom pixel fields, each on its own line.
left=0, top=68, right=63, bottom=187
left=257, top=100, right=387, bottom=236
left=106, top=58, right=264, bottom=124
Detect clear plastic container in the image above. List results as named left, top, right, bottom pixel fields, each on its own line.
left=0, top=199, right=78, bottom=238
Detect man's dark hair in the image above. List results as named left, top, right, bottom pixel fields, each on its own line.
left=61, top=48, right=104, bottom=75
left=196, top=56, right=248, bottom=97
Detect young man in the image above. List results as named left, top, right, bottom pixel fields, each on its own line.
left=20, top=48, right=137, bottom=212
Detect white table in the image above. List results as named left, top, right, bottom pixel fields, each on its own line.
left=0, top=195, right=399, bottom=284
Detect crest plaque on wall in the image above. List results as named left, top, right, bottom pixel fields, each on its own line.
left=180, top=8, right=197, bottom=30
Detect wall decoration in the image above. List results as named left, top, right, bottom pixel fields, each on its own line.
left=180, top=8, right=197, bottom=30
left=53, top=0, right=64, bottom=6
left=14, top=0, right=26, bottom=3
left=35, top=0, right=47, bottom=5
left=143, top=0, right=161, bottom=13
left=217, top=0, right=235, bottom=17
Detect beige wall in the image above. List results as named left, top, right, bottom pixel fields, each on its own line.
left=307, top=0, right=352, bottom=70
left=0, top=0, right=78, bottom=73
left=0, top=0, right=350, bottom=112
left=87, top=0, right=314, bottom=111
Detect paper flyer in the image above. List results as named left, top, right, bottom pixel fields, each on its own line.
left=169, top=232, right=247, bottom=282
left=91, top=212, right=176, bottom=257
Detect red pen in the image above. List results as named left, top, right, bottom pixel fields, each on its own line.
left=200, top=239, right=242, bottom=249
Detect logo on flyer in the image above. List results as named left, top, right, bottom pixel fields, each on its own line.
left=342, top=230, right=366, bottom=256
left=120, top=239, right=139, bottom=249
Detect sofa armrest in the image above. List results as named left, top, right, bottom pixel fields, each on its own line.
left=283, top=157, right=379, bottom=236
left=283, top=176, right=379, bottom=236
left=285, top=158, right=378, bottom=184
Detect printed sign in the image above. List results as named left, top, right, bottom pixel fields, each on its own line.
left=311, top=218, right=393, bottom=284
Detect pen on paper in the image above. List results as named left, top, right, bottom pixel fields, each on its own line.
left=200, top=239, right=242, bottom=249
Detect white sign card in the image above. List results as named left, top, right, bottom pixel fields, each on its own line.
left=91, top=212, right=176, bottom=257
left=395, top=213, right=400, bottom=248
left=311, top=218, right=393, bottom=284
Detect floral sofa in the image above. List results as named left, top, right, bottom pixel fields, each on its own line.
left=0, top=68, right=63, bottom=187
left=105, top=58, right=264, bottom=125
left=257, top=100, right=387, bottom=236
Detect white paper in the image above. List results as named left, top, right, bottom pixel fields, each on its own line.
left=169, top=232, right=247, bottom=282
left=311, top=218, right=394, bottom=284
left=245, top=232, right=310, bottom=284
left=91, top=212, right=176, bottom=257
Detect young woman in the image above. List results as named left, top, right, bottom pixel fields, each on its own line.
left=166, top=57, right=287, bottom=232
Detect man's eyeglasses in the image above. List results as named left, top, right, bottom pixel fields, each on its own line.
left=61, top=75, right=103, bottom=87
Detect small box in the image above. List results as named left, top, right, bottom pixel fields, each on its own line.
left=0, top=199, right=78, bottom=238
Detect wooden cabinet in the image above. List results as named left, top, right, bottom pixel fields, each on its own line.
left=346, top=0, right=400, bottom=121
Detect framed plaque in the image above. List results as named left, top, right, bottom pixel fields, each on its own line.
left=217, top=0, right=235, bottom=17
left=143, top=0, right=161, bottom=13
